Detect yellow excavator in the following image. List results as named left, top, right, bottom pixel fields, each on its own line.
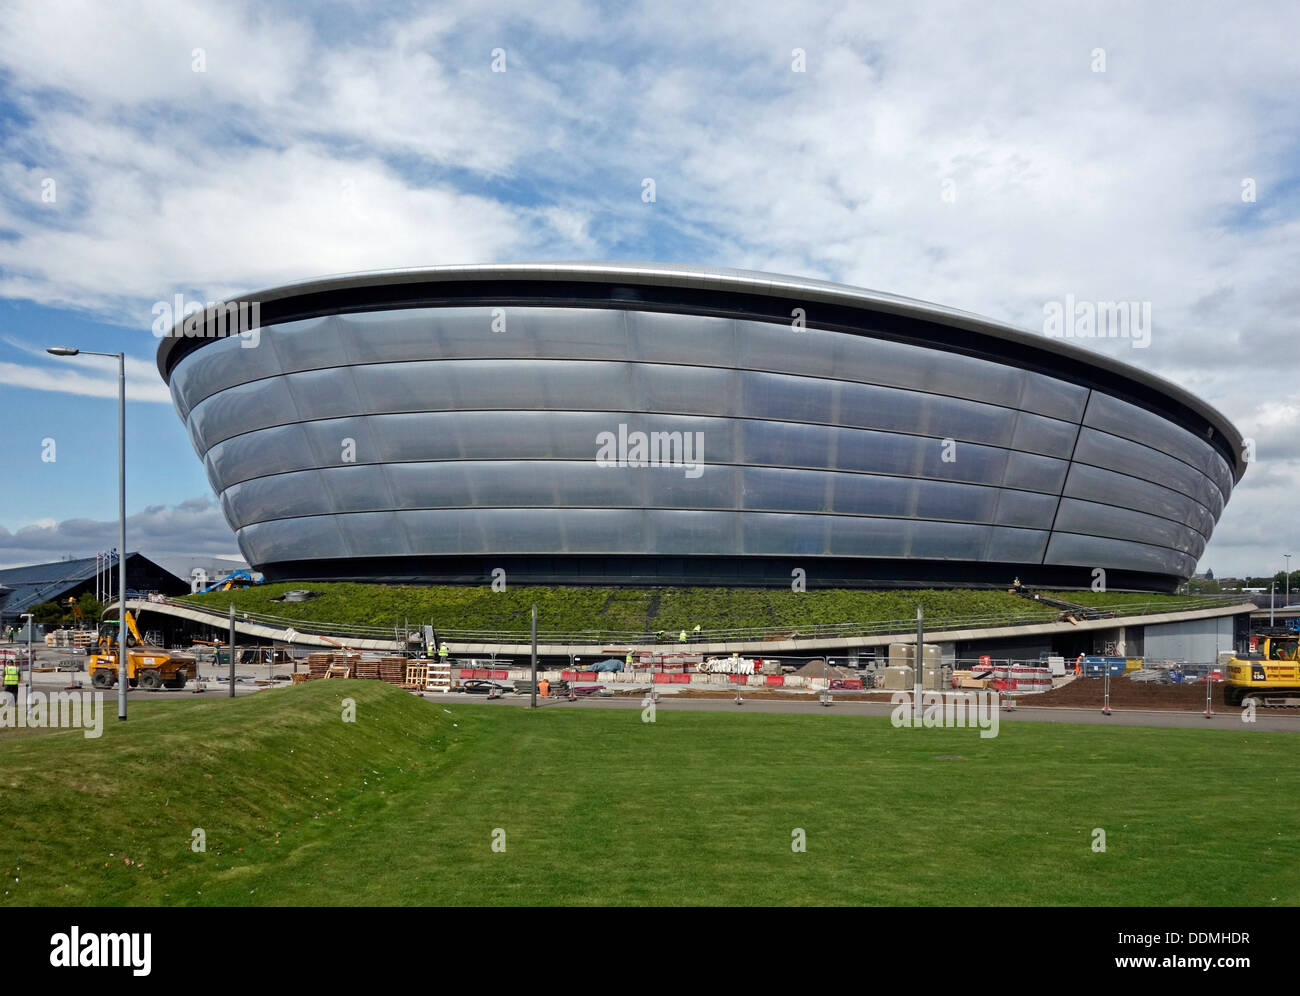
left=1224, top=628, right=1300, bottom=707
left=88, top=611, right=195, bottom=691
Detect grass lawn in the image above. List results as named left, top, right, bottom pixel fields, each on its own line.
left=1, top=682, right=1296, bottom=906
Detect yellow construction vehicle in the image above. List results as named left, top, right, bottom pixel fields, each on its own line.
left=88, top=611, right=195, bottom=691
left=1224, top=629, right=1300, bottom=707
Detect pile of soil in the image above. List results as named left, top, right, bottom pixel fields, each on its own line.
left=1028, top=677, right=1287, bottom=713
left=788, top=659, right=861, bottom=681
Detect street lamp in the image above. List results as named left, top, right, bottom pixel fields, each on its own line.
left=47, top=346, right=128, bottom=721
left=19, top=613, right=32, bottom=711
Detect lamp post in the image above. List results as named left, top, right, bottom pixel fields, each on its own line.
left=1286, top=554, right=1292, bottom=609
left=47, top=346, right=128, bottom=721
left=20, top=613, right=33, bottom=712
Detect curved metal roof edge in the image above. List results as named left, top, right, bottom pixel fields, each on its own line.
left=156, top=261, right=1246, bottom=482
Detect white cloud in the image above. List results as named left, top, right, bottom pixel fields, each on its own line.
left=0, top=496, right=236, bottom=568
left=0, top=0, right=1296, bottom=576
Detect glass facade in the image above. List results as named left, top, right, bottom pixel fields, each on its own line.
left=167, top=302, right=1236, bottom=585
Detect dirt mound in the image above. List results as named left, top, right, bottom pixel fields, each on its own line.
left=1028, top=677, right=1285, bottom=712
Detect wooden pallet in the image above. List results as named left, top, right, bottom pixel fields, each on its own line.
left=405, top=662, right=430, bottom=689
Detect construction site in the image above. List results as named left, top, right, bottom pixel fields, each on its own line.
left=7, top=580, right=1297, bottom=717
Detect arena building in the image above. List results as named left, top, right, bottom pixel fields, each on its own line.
left=157, top=263, right=1245, bottom=592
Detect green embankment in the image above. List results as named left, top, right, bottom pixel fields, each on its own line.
left=1, top=681, right=1296, bottom=906
left=183, top=583, right=1066, bottom=633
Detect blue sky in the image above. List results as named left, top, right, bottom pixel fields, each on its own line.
left=0, top=0, right=1297, bottom=577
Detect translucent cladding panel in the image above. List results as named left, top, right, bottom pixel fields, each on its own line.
left=828, top=473, right=1003, bottom=523
left=1010, top=412, right=1079, bottom=459
left=742, top=467, right=830, bottom=512
left=993, top=489, right=1060, bottom=530
left=1018, top=371, right=1089, bottom=423
left=986, top=527, right=1050, bottom=563
left=646, top=465, right=737, bottom=509
left=300, top=416, right=388, bottom=468
left=823, top=517, right=989, bottom=560
left=238, top=515, right=349, bottom=563
left=169, top=377, right=191, bottom=424
left=349, top=359, right=634, bottom=414
left=1062, top=463, right=1214, bottom=539
left=736, top=320, right=840, bottom=379
left=476, top=508, right=566, bottom=552
left=282, top=366, right=365, bottom=421
left=366, top=412, right=466, bottom=462
left=646, top=509, right=738, bottom=555
left=555, top=509, right=646, bottom=553
left=741, top=370, right=833, bottom=425
left=1083, top=392, right=1232, bottom=499
left=399, top=510, right=485, bottom=555
left=1044, top=533, right=1196, bottom=578
left=828, top=331, right=1026, bottom=408
left=740, top=419, right=832, bottom=471
left=205, top=423, right=316, bottom=487
left=1072, top=427, right=1223, bottom=517
left=187, top=377, right=302, bottom=449
left=740, top=512, right=829, bottom=555
left=913, top=479, right=1002, bottom=523
left=268, top=313, right=351, bottom=374
left=830, top=425, right=1011, bottom=487
left=320, top=463, right=399, bottom=512
left=338, top=308, right=447, bottom=365
left=1002, top=450, right=1069, bottom=494
left=1053, top=498, right=1206, bottom=558
left=508, top=306, right=630, bottom=360
left=902, top=520, right=991, bottom=560
left=169, top=330, right=285, bottom=415
left=834, top=380, right=1017, bottom=447
left=383, top=460, right=499, bottom=508
left=222, top=470, right=330, bottom=528
left=635, top=363, right=735, bottom=416
left=460, top=460, right=644, bottom=508
left=337, top=511, right=409, bottom=558
left=826, top=472, right=915, bottom=517
left=639, top=414, right=738, bottom=464
left=626, top=310, right=736, bottom=366
left=349, top=307, right=629, bottom=363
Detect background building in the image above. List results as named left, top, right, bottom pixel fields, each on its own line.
left=0, top=553, right=188, bottom=627
left=158, top=263, right=1246, bottom=592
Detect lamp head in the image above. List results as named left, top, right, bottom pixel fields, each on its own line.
left=46, top=346, right=79, bottom=356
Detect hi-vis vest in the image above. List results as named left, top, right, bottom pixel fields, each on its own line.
left=437, top=645, right=448, bottom=658
left=625, top=653, right=633, bottom=665
left=3, top=664, right=18, bottom=684
left=678, top=630, right=688, bottom=642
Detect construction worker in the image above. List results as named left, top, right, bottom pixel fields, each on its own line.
left=3, top=658, right=18, bottom=706
left=538, top=676, right=550, bottom=698
left=625, top=651, right=634, bottom=668
left=678, top=629, right=688, bottom=644
left=437, top=643, right=449, bottom=664
left=693, top=624, right=702, bottom=642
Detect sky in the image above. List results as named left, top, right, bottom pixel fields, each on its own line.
left=0, top=0, right=1296, bottom=578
